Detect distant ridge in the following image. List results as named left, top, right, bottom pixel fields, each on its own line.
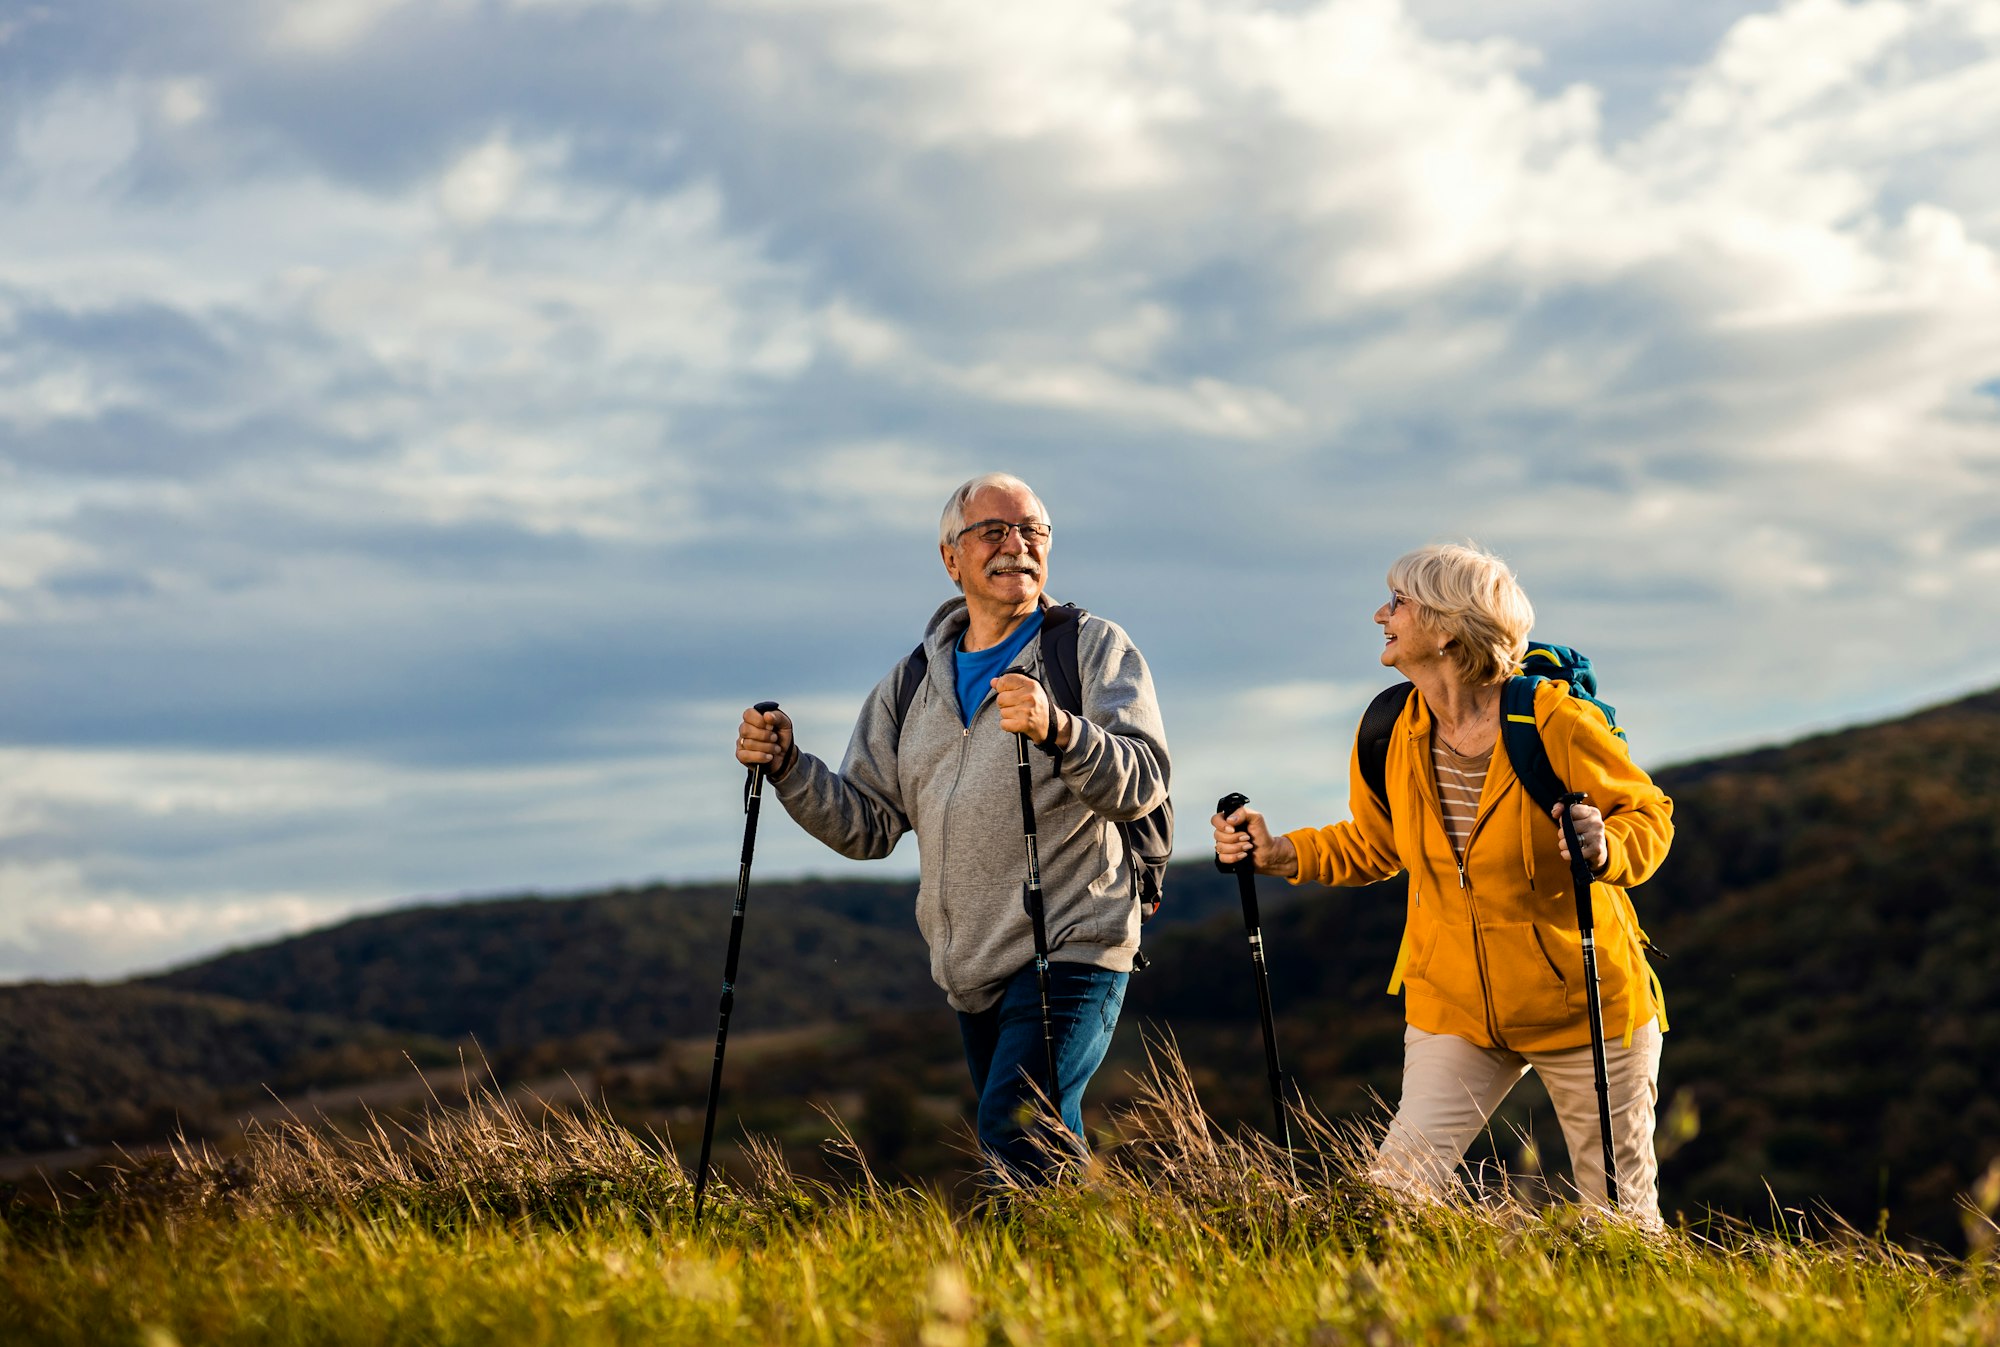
left=144, top=878, right=941, bottom=1047
left=0, top=981, right=443, bottom=1154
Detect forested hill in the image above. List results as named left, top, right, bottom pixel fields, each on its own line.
left=0, top=982, right=449, bottom=1154
left=145, top=880, right=939, bottom=1046
left=140, top=873, right=1244, bottom=1047
left=6, top=684, right=1999, bottom=1247
left=1638, top=683, right=2000, bottom=1241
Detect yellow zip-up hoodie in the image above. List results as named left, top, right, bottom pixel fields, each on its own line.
left=1285, top=681, right=1673, bottom=1054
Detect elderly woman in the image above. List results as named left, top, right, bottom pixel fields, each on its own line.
left=1213, top=542, right=1673, bottom=1222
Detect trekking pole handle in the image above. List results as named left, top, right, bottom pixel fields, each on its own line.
left=1215, top=791, right=1252, bottom=874
left=1216, top=790, right=1266, bottom=936
left=745, top=701, right=781, bottom=811
left=1555, top=791, right=1595, bottom=895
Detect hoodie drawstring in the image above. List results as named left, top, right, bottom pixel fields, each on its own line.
left=1520, top=790, right=1537, bottom=893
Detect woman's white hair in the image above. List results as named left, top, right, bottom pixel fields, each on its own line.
left=938, top=473, right=1049, bottom=548
left=1387, top=542, right=1535, bottom=686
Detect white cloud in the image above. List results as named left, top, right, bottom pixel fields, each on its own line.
left=156, top=77, right=212, bottom=127
left=948, top=361, right=1306, bottom=439
left=7, top=83, right=141, bottom=195
left=0, top=738, right=772, bottom=978
left=796, top=441, right=969, bottom=528
left=437, top=134, right=530, bottom=226
left=0, top=861, right=339, bottom=981
left=1161, top=678, right=1382, bottom=850
left=265, top=0, right=449, bottom=54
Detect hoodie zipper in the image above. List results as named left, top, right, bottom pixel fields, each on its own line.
left=933, top=676, right=971, bottom=990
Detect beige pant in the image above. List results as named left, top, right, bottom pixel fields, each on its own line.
left=1370, top=1020, right=1663, bottom=1224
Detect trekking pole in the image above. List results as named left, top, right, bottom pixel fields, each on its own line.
left=1557, top=792, right=1618, bottom=1210
left=693, top=699, right=781, bottom=1226
left=1014, top=730, right=1060, bottom=1096
left=1215, top=792, right=1292, bottom=1151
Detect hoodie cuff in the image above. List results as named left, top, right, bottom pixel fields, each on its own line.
left=770, top=749, right=818, bottom=803
left=1283, top=828, right=1321, bottom=885
left=1056, top=711, right=1097, bottom=777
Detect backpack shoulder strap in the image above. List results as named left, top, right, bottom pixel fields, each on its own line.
left=1501, top=675, right=1567, bottom=813
left=891, top=643, right=928, bottom=738
left=1037, top=602, right=1087, bottom=715
left=1358, top=682, right=1414, bottom=813
left=1035, top=602, right=1170, bottom=918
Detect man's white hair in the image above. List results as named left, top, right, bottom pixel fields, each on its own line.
left=938, top=473, right=1050, bottom=548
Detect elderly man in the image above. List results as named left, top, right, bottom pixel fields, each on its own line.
left=735, top=472, right=1171, bottom=1182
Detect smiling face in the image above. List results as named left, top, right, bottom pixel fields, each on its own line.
left=1375, top=587, right=1443, bottom=674
left=940, top=481, right=1050, bottom=614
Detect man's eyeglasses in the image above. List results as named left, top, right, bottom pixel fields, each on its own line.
left=955, top=519, right=1052, bottom=547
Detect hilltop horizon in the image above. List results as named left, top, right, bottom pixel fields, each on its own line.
left=15, top=670, right=1990, bottom=988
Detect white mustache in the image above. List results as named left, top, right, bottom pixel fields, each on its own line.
left=986, top=560, right=1040, bottom=578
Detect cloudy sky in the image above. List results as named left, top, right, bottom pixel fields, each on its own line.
left=3, top=0, right=1997, bottom=981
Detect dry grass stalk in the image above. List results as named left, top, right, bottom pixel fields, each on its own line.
left=123, top=1060, right=691, bottom=1223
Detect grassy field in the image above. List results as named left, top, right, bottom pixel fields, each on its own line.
left=5, top=1053, right=1997, bottom=1346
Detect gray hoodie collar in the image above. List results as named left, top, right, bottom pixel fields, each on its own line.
left=922, top=593, right=1061, bottom=659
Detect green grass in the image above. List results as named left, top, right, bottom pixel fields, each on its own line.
left=5, top=1050, right=1997, bottom=1346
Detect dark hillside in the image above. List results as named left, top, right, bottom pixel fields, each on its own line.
left=1639, top=685, right=2000, bottom=1243
left=0, top=983, right=445, bottom=1153
left=146, top=880, right=940, bottom=1047
left=0, top=872, right=1243, bottom=1157
left=146, top=870, right=1247, bottom=1051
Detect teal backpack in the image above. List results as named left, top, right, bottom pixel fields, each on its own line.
left=1356, top=643, right=1622, bottom=816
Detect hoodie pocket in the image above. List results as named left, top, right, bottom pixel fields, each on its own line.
left=934, top=880, right=1045, bottom=1005
left=1484, top=920, right=1575, bottom=1031
left=1403, top=916, right=1477, bottom=1006
left=914, top=883, right=949, bottom=967
left=1406, top=915, right=1442, bottom=982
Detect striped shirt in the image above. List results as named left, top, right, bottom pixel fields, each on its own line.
left=1432, top=738, right=1491, bottom=860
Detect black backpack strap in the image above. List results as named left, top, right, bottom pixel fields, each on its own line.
left=891, top=643, right=928, bottom=740
left=1357, top=683, right=1414, bottom=815
left=1034, top=602, right=1170, bottom=920
left=1500, top=675, right=1566, bottom=813
left=1037, top=602, right=1086, bottom=716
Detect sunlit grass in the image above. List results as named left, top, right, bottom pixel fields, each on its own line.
left=4, top=1046, right=1996, bottom=1346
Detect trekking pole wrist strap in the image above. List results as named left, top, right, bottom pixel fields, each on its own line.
left=769, top=741, right=799, bottom=783
left=1032, top=708, right=1067, bottom=759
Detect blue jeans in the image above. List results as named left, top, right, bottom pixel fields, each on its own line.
left=957, top=960, right=1127, bottom=1185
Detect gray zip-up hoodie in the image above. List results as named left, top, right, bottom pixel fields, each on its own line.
left=770, top=595, right=1171, bottom=1013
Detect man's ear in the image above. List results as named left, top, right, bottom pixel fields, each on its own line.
left=940, top=542, right=961, bottom=586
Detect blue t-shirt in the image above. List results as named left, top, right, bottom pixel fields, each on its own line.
left=952, top=608, right=1045, bottom=728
